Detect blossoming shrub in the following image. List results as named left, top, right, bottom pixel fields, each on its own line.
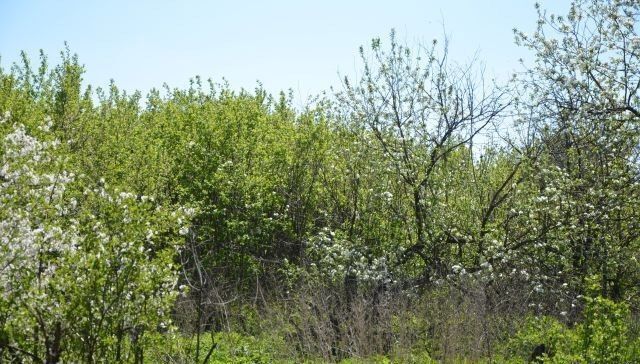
left=0, top=117, right=190, bottom=362
left=301, top=227, right=392, bottom=286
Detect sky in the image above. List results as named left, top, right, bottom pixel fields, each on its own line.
left=0, top=1, right=571, bottom=105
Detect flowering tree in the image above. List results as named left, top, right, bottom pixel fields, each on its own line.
left=0, top=113, right=191, bottom=363
left=337, top=30, right=510, bottom=283
left=510, top=0, right=640, bottom=305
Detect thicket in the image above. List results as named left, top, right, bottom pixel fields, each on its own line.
left=1, top=0, right=639, bottom=362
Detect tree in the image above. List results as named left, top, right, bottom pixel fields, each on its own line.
left=0, top=114, right=190, bottom=362
left=337, top=30, right=509, bottom=283
left=513, top=0, right=640, bottom=303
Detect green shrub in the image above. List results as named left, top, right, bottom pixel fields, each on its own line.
left=578, top=296, right=635, bottom=364
left=503, top=295, right=639, bottom=363
left=503, top=315, right=579, bottom=363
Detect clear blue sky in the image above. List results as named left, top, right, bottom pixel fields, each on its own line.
left=1, top=1, right=570, bottom=104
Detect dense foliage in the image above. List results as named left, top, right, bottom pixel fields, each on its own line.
left=1, top=0, right=639, bottom=362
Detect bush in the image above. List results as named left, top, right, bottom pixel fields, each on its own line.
left=503, top=315, right=580, bottom=363
left=579, top=296, right=635, bottom=364
left=503, top=295, right=639, bottom=363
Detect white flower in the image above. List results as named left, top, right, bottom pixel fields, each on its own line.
left=119, top=191, right=135, bottom=201
left=0, top=110, right=10, bottom=123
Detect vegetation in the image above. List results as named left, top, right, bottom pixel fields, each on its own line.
left=1, top=0, right=639, bottom=362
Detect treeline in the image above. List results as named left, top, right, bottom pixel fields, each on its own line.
left=1, top=0, right=639, bottom=363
